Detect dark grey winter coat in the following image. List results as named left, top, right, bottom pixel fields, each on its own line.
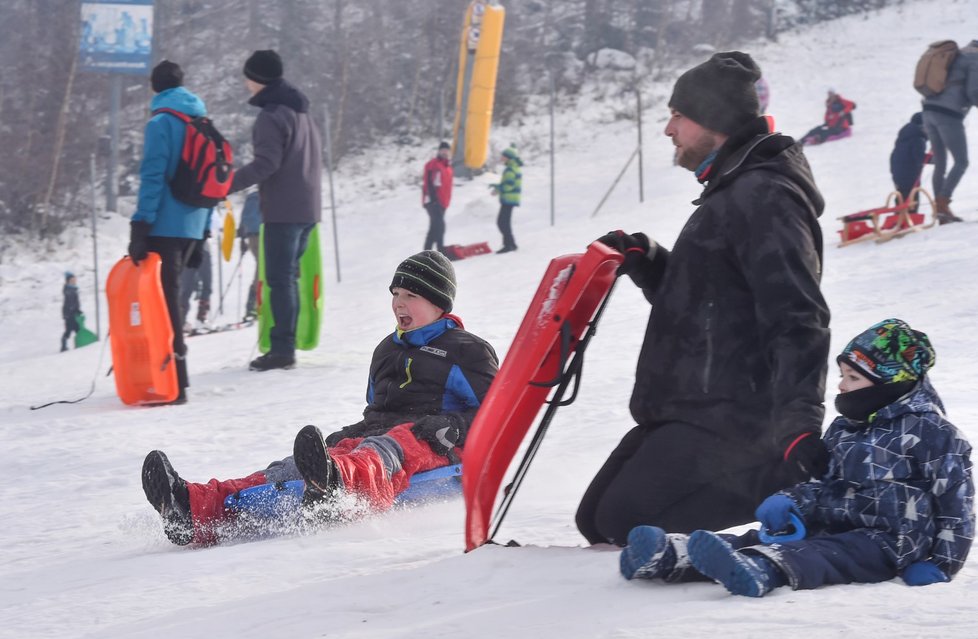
left=627, top=118, right=830, bottom=460
left=230, top=79, right=322, bottom=224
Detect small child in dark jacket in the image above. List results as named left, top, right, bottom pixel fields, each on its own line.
left=620, top=318, right=973, bottom=596
left=889, top=112, right=928, bottom=205
left=141, top=251, right=499, bottom=546
left=61, top=272, right=81, bottom=352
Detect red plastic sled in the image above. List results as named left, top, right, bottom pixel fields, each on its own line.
left=462, top=241, right=622, bottom=551
left=105, top=254, right=179, bottom=405
left=445, top=242, right=491, bottom=260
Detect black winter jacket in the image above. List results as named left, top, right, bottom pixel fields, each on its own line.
left=230, top=79, right=322, bottom=224
left=627, top=118, right=830, bottom=459
left=324, top=316, right=499, bottom=447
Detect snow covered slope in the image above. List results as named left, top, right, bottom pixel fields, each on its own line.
left=1, top=1, right=977, bottom=637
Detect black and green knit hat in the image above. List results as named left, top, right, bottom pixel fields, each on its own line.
left=389, top=250, right=457, bottom=312
left=837, top=318, right=935, bottom=385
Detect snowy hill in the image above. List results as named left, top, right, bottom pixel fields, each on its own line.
left=2, top=1, right=978, bottom=637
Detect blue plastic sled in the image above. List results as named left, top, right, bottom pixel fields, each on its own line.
left=224, top=464, right=463, bottom=520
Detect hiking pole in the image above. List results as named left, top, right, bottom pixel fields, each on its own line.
left=219, top=253, right=245, bottom=306
left=487, top=279, right=619, bottom=544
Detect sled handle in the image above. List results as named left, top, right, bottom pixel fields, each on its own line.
left=758, top=512, right=806, bottom=544
left=528, top=320, right=573, bottom=388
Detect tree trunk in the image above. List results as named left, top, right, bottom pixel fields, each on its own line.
left=39, top=44, right=79, bottom=236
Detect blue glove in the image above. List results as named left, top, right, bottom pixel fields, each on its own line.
left=755, top=494, right=796, bottom=534
left=901, top=561, right=948, bottom=586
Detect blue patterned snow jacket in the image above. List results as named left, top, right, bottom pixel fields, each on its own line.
left=780, top=377, right=974, bottom=577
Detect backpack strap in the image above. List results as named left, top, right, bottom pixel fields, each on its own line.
left=152, top=107, right=193, bottom=123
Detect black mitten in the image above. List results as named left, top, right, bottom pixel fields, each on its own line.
left=128, top=221, right=152, bottom=265
left=411, top=416, right=460, bottom=458
left=783, top=431, right=830, bottom=480
left=596, top=230, right=657, bottom=276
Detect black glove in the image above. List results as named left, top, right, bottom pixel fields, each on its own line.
left=596, top=230, right=656, bottom=276
left=186, top=240, right=205, bottom=269
left=783, top=431, right=829, bottom=480
left=128, top=221, right=152, bottom=265
left=411, top=416, right=460, bottom=458
left=240, top=238, right=248, bottom=254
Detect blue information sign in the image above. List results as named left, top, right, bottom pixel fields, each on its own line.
left=80, top=1, right=154, bottom=75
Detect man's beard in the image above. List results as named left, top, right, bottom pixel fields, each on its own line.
left=675, top=131, right=719, bottom=171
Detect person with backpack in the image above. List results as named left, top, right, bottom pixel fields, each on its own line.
left=889, top=112, right=929, bottom=210
left=919, top=40, right=978, bottom=223
left=128, top=60, right=213, bottom=404
left=800, top=90, right=856, bottom=146
left=228, top=50, right=323, bottom=372
left=421, top=141, right=454, bottom=256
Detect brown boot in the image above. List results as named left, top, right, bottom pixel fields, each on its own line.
left=935, top=196, right=963, bottom=224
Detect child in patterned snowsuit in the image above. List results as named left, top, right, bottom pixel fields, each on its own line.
left=141, top=251, right=498, bottom=546
left=620, top=318, right=973, bottom=596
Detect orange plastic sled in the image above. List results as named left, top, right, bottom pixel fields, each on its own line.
left=463, top=242, right=622, bottom=551
left=106, top=254, right=179, bottom=405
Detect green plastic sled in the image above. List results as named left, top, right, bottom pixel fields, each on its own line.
left=74, top=313, right=98, bottom=348
left=257, top=223, right=323, bottom=353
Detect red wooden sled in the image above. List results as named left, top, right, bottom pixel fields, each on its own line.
left=444, top=242, right=492, bottom=260
left=105, top=254, right=179, bottom=405
left=463, top=241, right=622, bottom=551
left=838, top=187, right=937, bottom=247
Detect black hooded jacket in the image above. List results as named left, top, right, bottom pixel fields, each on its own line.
left=626, top=117, right=830, bottom=458
left=230, top=79, right=322, bottom=224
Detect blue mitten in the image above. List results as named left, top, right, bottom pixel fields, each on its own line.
left=901, top=561, right=948, bottom=586
left=755, top=494, right=796, bottom=534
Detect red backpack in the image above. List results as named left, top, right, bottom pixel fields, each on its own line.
left=153, top=108, right=234, bottom=208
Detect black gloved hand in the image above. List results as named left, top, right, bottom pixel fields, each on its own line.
left=186, top=240, right=205, bottom=269
left=128, top=221, right=152, bottom=266
left=411, top=416, right=460, bottom=458
left=240, top=238, right=248, bottom=254
left=596, top=230, right=656, bottom=276
left=783, top=431, right=830, bottom=480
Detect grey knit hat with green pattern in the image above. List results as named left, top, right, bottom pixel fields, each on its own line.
left=389, top=250, right=457, bottom=312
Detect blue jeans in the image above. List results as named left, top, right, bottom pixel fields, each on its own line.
left=922, top=109, right=970, bottom=199
left=263, top=222, right=314, bottom=356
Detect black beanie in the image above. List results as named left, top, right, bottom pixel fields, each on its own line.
left=438, top=141, right=451, bottom=150
left=668, top=52, right=761, bottom=135
left=244, top=50, right=284, bottom=84
left=389, top=251, right=457, bottom=313
left=151, top=60, right=183, bottom=93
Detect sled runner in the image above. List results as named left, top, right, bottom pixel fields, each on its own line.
left=223, top=464, right=463, bottom=521
left=257, top=223, right=323, bottom=353
left=837, top=187, right=937, bottom=247
left=444, top=241, right=492, bottom=260
left=105, top=254, right=179, bottom=405
left=463, top=241, right=622, bottom=551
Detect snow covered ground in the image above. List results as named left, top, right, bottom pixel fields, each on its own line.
left=2, top=1, right=978, bottom=637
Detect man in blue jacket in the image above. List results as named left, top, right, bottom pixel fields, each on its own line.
left=128, top=61, right=212, bottom=404
left=229, top=50, right=323, bottom=372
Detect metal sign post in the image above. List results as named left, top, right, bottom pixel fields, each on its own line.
left=79, top=1, right=154, bottom=211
